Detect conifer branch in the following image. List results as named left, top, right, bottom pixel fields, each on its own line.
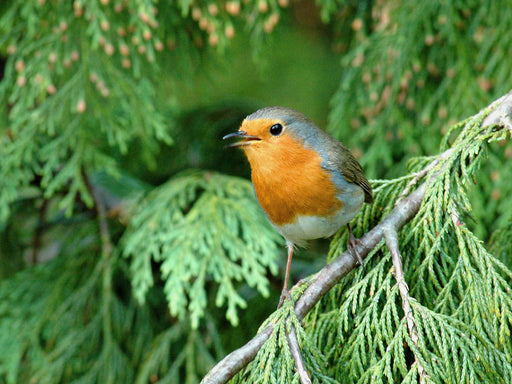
left=395, top=148, right=454, bottom=206
left=383, top=225, right=426, bottom=383
left=85, top=171, right=115, bottom=346
left=201, top=89, right=512, bottom=384
left=88, top=182, right=114, bottom=260
left=481, top=90, right=512, bottom=131
left=286, top=324, right=312, bottom=384
left=201, top=327, right=274, bottom=384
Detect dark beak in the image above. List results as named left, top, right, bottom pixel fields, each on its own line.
left=223, top=131, right=261, bottom=148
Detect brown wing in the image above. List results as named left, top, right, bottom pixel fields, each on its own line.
left=331, top=142, right=373, bottom=204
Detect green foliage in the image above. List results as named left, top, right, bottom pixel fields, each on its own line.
left=0, top=221, right=134, bottom=384
left=0, top=216, right=230, bottom=384
left=0, top=0, right=289, bottom=381
left=1, top=0, right=512, bottom=383
left=0, top=0, right=289, bottom=222
left=232, top=294, right=337, bottom=384
left=123, top=170, right=281, bottom=328
left=0, top=0, right=172, bottom=222
left=326, top=0, right=512, bottom=179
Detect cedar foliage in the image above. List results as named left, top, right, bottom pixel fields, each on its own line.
left=1, top=1, right=512, bottom=384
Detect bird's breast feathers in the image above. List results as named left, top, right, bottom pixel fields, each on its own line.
left=246, top=134, right=364, bottom=244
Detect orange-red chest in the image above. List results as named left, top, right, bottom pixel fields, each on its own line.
left=243, top=134, right=342, bottom=227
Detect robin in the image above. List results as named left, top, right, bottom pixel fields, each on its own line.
left=223, top=107, right=373, bottom=307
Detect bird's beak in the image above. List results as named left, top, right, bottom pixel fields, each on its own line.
left=223, top=130, right=261, bottom=148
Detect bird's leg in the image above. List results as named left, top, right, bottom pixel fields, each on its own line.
left=278, top=241, right=295, bottom=308
left=347, top=223, right=366, bottom=272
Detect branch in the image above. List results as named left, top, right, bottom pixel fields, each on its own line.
left=383, top=225, right=427, bottom=383
left=395, top=148, right=454, bottom=206
left=201, top=88, right=512, bottom=384
left=201, top=327, right=274, bottom=383
left=286, top=325, right=312, bottom=384
left=482, top=90, right=512, bottom=131
left=85, top=171, right=115, bottom=345
left=84, top=170, right=114, bottom=259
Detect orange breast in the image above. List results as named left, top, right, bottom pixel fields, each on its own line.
left=244, top=135, right=342, bottom=226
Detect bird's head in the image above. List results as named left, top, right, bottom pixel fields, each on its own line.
left=223, top=106, right=317, bottom=153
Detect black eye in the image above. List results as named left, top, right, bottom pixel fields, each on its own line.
left=269, top=123, right=283, bottom=136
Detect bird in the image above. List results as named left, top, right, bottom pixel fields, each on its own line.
left=223, top=106, right=373, bottom=307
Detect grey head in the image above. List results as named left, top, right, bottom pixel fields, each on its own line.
left=246, top=106, right=324, bottom=143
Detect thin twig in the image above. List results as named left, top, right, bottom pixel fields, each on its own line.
left=84, top=171, right=115, bottom=345
left=84, top=170, right=113, bottom=258
left=286, top=324, right=312, bottom=384
left=395, top=147, right=454, bottom=206
left=383, top=225, right=427, bottom=383
left=397, top=89, right=512, bottom=207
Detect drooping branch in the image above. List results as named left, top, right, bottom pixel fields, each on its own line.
left=286, top=325, right=312, bottom=384
left=84, top=171, right=115, bottom=345
left=200, top=89, right=512, bottom=384
left=383, top=225, right=427, bottom=382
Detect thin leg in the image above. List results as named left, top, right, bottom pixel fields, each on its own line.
left=347, top=223, right=366, bottom=272
left=278, top=241, right=295, bottom=308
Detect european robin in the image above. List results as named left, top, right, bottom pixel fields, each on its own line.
left=223, top=107, right=373, bottom=307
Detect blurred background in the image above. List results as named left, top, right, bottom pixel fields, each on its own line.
left=1, top=0, right=511, bottom=383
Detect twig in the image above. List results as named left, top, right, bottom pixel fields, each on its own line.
left=84, top=171, right=113, bottom=258
left=286, top=324, right=312, bottom=384
left=383, top=225, right=427, bottom=383
left=200, top=88, right=512, bottom=384
left=84, top=171, right=115, bottom=345
left=482, top=90, right=512, bottom=131
left=397, top=89, right=512, bottom=207
left=395, top=147, right=454, bottom=206
left=200, top=327, right=274, bottom=383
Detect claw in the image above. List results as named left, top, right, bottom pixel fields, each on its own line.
left=277, top=288, right=294, bottom=309
left=347, top=223, right=366, bottom=272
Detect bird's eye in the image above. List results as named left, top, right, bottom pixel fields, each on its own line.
left=269, top=123, right=283, bottom=136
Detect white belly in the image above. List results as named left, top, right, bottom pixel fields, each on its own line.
left=274, top=190, right=364, bottom=246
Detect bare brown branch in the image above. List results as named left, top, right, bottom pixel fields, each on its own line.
left=286, top=325, right=312, bottom=384
left=383, top=225, right=427, bottom=383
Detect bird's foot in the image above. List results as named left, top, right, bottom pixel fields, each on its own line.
left=347, top=232, right=366, bottom=273
left=277, top=288, right=294, bottom=309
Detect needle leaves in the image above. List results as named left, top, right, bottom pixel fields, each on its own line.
left=122, top=170, right=281, bottom=328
